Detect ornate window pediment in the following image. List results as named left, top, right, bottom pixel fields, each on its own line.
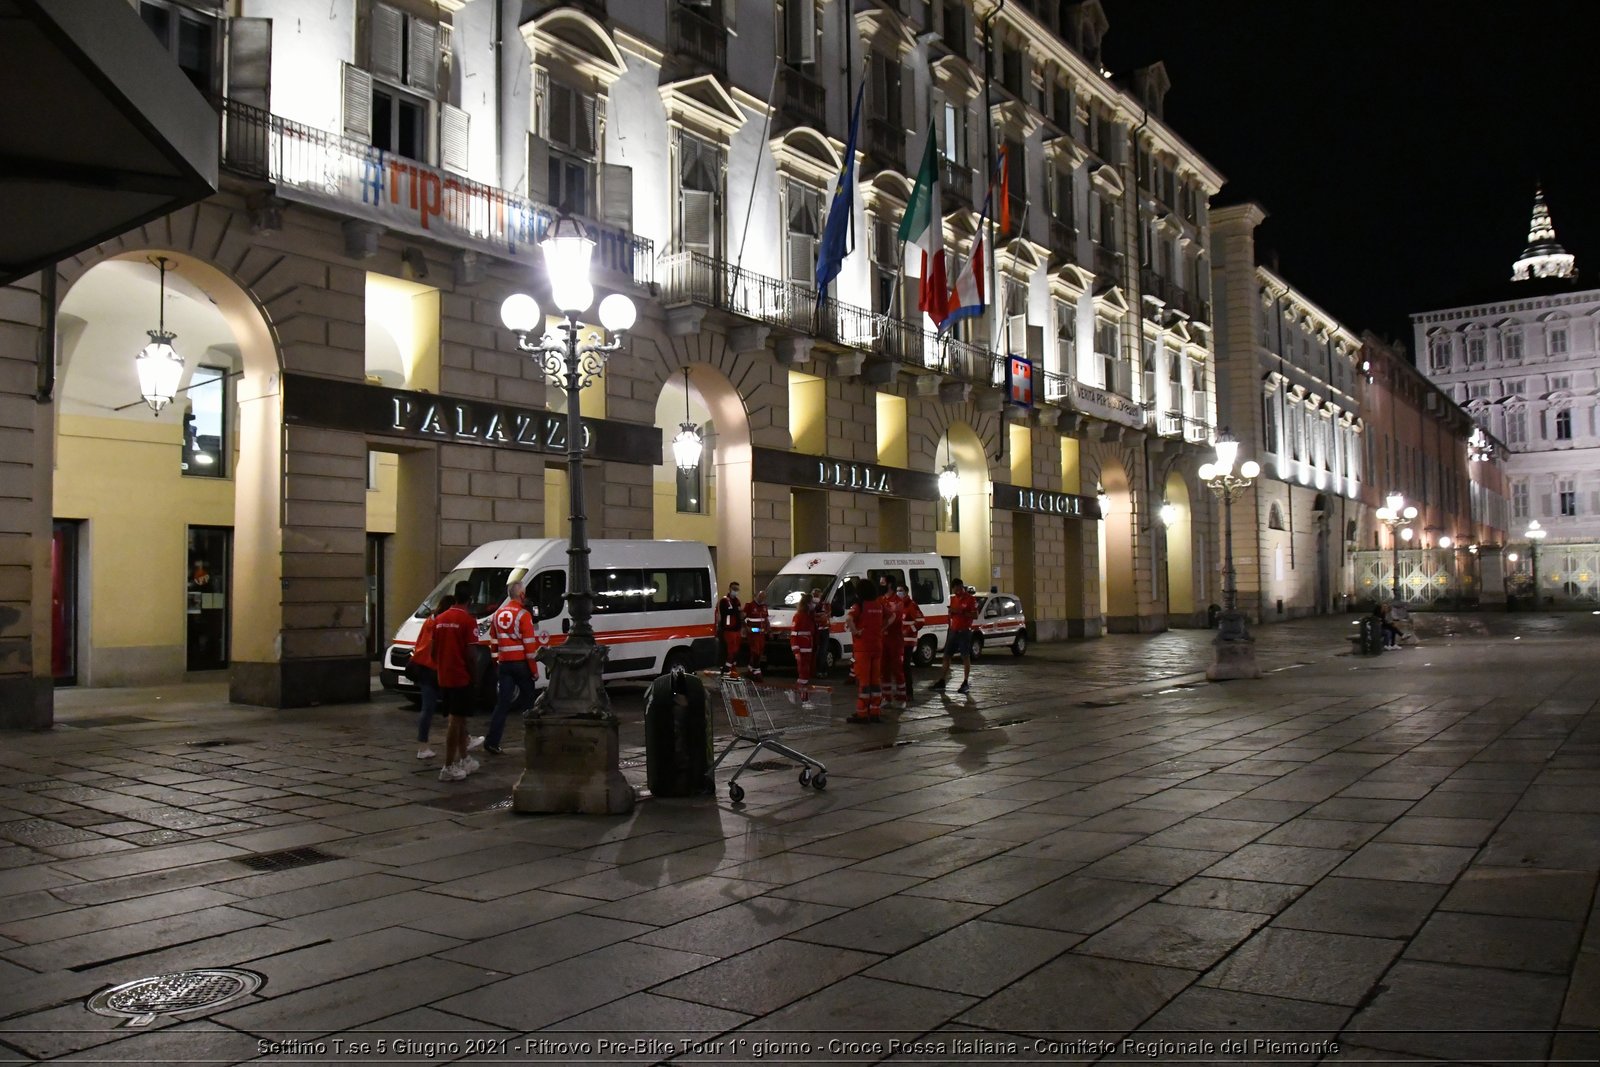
left=1042, top=131, right=1086, bottom=169
left=932, top=54, right=983, bottom=102
left=659, top=74, right=746, bottom=140
left=1093, top=285, right=1130, bottom=315
left=855, top=5, right=916, bottom=55
left=1051, top=261, right=1095, bottom=295
left=771, top=126, right=841, bottom=187
left=1089, top=163, right=1123, bottom=197
left=526, top=9, right=626, bottom=86
left=990, top=99, right=1041, bottom=139
left=998, top=236, right=1049, bottom=278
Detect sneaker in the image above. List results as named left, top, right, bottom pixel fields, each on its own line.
left=438, top=763, right=467, bottom=782
left=800, top=700, right=815, bottom=710
left=956, top=681, right=970, bottom=694
left=460, top=756, right=480, bottom=774
left=416, top=747, right=435, bottom=760
left=484, top=744, right=504, bottom=756
left=467, top=736, right=485, bottom=752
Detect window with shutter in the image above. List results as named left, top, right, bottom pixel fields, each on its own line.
left=678, top=134, right=722, bottom=256
left=785, top=182, right=822, bottom=286
left=600, top=163, right=633, bottom=229
left=342, top=63, right=374, bottom=142
left=783, top=0, right=816, bottom=66
left=370, top=3, right=405, bottom=82
left=526, top=134, right=550, bottom=203
left=440, top=104, right=469, bottom=174
left=682, top=190, right=714, bottom=255
left=407, top=18, right=438, bottom=95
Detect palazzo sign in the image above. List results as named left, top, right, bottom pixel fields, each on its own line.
left=282, top=374, right=661, bottom=466
left=992, top=483, right=1097, bottom=518
left=751, top=448, right=941, bottom=501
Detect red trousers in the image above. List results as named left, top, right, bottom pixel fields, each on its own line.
left=881, top=641, right=905, bottom=700
left=853, top=643, right=882, bottom=714
left=794, top=647, right=814, bottom=689
left=746, top=634, right=765, bottom=664
left=721, top=631, right=741, bottom=666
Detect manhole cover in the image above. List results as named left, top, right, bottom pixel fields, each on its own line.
left=423, top=788, right=513, bottom=813
left=86, top=968, right=263, bottom=1027
left=234, top=846, right=338, bottom=872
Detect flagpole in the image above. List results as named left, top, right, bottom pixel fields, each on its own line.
left=732, top=62, right=780, bottom=282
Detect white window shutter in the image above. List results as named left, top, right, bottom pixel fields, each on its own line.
left=601, top=163, right=632, bottom=229
left=534, top=68, right=550, bottom=137
left=408, top=18, right=439, bottom=95
left=226, top=17, right=272, bottom=111
left=370, top=3, right=404, bottom=82
left=1007, top=313, right=1027, bottom=353
left=440, top=104, right=469, bottom=173
left=342, top=63, right=373, bottom=142
left=786, top=0, right=816, bottom=66
left=682, top=189, right=714, bottom=255
left=788, top=233, right=816, bottom=285
left=527, top=134, right=550, bottom=203
left=578, top=92, right=598, bottom=157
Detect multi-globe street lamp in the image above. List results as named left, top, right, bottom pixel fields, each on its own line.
left=1374, top=491, right=1418, bottom=602
left=1198, top=429, right=1262, bottom=681
left=499, top=214, right=637, bottom=814
left=1525, top=519, right=1547, bottom=607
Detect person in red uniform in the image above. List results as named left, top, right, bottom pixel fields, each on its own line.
left=879, top=581, right=903, bottom=711
left=743, top=589, right=769, bottom=679
left=847, top=579, right=887, bottom=723
left=408, top=593, right=448, bottom=761
left=431, top=593, right=482, bottom=780
left=715, top=581, right=744, bottom=675
left=791, top=587, right=825, bottom=705
left=891, top=583, right=924, bottom=708
left=485, top=581, right=536, bottom=755
left=935, top=582, right=979, bottom=695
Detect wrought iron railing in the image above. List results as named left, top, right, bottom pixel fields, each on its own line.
left=669, top=4, right=727, bottom=78
left=218, top=99, right=654, bottom=288
left=1184, top=416, right=1212, bottom=443
left=941, top=158, right=972, bottom=205
left=1048, top=219, right=1076, bottom=260
left=1094, top=244, right=1123, bottom=280
left=776, top=65, right=825, bottom=131
left=866, top=116, right=905, bottom=170
left=655, top=250, right=1001, bottom=384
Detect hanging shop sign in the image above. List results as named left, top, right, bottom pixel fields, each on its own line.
left=1005, top=354, right=1035, bottom=408
left=282, top=374, right=661, bottom=466
left=992, top=482, right=1097, bottom=518
left=751, top=448, right=941, bottom=501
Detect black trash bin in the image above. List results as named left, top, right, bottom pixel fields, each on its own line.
left=644, top=669, right=714, bottom=797
left=1357, top=616, right=1383, bottom=656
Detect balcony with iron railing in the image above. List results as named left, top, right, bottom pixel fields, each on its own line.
left=1048, top=219, right=1077, bottom=261
left=668, top=3, right=727, bottom=80
left=219, top=99, right=654, bottom=288
left=1038, top=367, right=1146, bottom=430
left=940, top=157, right=972, bottom=207
left=1094, top=244, right=1123, bottom=281
left=656, top=250, right=1001, bottom=387
left=1140, top=268, right=1168, bottom=305
left=775, top=64, right=826, bottom=133
left=865, top=115, right=905, bottom=173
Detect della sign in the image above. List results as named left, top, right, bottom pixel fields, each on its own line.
left=750, top=448, right=940, bottom=500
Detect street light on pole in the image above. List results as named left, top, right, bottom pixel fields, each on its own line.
left=1199, top=428, right=1262, bottom=681
left=500, top=214, right=638, bottom=815
left=1374, top=491, right=1418, bottom=602
left=1525, top=519, right=1547, bottom=608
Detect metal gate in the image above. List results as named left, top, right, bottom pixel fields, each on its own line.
left=1353, top=549, right=1481, bottom=609
left=1508, top=543, right=1600, bottom=607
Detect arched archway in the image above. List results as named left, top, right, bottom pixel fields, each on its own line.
left=934, top=421, right=990, bottom=589
left=1097, top=455, right=1136, bottom=623
left=1164, top=470, right=1195, bottom=617
left=53, top=249, right=282, bottom=688
left=650, top=362, right=752, bottom=589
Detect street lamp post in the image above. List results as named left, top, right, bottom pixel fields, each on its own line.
left=1200, top=429, right=1263, bottom=681
left=499, top=215, right=638, bottom=815
left=1525, top=519, right=1547, bottom=608
left=1374, top=491, right=1418, bottom=603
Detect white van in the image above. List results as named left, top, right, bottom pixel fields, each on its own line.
left=380, top=539, right=717, bottom=702
left=763, top=552, right=950, bottom=674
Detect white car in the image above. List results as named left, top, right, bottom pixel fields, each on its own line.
left=970, top=592, right=1028, bottom=657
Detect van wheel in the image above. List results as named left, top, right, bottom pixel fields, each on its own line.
left=1011, top=633, right=1028, bottom=657
left=663, top=649, right=693, bottom=675
left=913, top=636, right=937, bottom=668
left=969, top=635, right=985, bottom=660
left=822, top=641, right=841, bottom=676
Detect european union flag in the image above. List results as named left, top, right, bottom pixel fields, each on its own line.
left=815, top=82, right=865, bottom=295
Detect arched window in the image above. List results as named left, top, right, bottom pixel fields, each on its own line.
left=1268, top=502, right=1286, bottom=530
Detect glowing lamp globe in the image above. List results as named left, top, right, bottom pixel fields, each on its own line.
left=1403, top=505, right=1418, bottom=520
left=1386, top=491, right=1405, bottom=513
left=1197, top=462, right=1216, bottom=482
left=1213, top=437, right=1239, bottom=476
left=1240, top=460, right=1260, bottom=479
left=1158, top=502, right=1179, bottom=527
left=500, top=293, right=541, bottom=334
left=542, top=216, right=596, bottom=314
left=1400, top=527, right=1414, bottom=542
left=937, top=465, right=959, bottom=501
left=598, top=293, right=637, bottom=333
left=135, top=333, right=185, bottom=416
left=1438, top=535, right=1452, bottom=549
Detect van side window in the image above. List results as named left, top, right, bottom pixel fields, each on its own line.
left=531, top=571, right=566, bottom=620
left=645, top=568, right=712, bottom=611
left=911, top=568, right=943, bottom=604
left=591, top=568, right=645, bottom=614
left=867, top=568, right=905, bottom=594
left=832, top=581, right=857, bottom=617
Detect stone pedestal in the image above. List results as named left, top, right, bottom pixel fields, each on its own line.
left=512, top=715, right=635, bottom=815
left=1206, top=613, right=1263, bottom=681
left=513, top=641, right=635, bottom=814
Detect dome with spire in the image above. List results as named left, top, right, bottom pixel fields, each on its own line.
left=1512, top=184, right=1577, bottom=281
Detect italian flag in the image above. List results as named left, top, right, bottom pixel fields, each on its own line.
left=899, top=121, right=950, bottom=327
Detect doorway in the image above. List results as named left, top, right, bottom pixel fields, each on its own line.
left=366, top=533, right=388, bottom=661
left=186, top=526, right=232, bottom=671
left=51, top=520, right=80, bottom=686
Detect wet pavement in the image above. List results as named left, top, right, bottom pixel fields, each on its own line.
left=0, top=613, right=1596, bottom=1064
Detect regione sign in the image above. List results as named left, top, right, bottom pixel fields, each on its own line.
left=992, top=482, right=1096, bottom=518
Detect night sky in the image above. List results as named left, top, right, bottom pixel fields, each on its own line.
left=1099, top=0, right=1600, bottom=349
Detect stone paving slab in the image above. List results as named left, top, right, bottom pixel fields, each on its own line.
left=0, top=613, right=1593, bottom=1063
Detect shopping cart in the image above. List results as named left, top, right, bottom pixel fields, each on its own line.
left=707, top=674, right=832, bottom=803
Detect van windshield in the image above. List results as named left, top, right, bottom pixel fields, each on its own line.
left=413, top=567, right=527, bottom=619
left=766, top=573, right=835, bottom=608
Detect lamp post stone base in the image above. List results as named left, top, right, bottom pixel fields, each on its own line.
left=512, top=643, right=636, bottom=815
left=1206, top=612, right=1263, bottom=681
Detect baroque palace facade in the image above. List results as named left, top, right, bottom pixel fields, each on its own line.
left=2, top=0, right=1231, bottom=722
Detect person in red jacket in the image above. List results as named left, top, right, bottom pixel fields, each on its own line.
left=431, top=592, right=482, bottom=781
left=846, top=579, right=887, bottom=723
left=935, top=582, right=979, bottom=695
left=715, top=581, right=743, bottom=675
left=791, top=587, right=826, bottom=706
left=879, top=581, right=904, bottom=711
left=408, top=593, right=448, bottom=761
left=890, top=583, right=924, bottom=708
left=485, top=581, right=536, bottom=756
left=743, top=589, right=769, bottom=679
